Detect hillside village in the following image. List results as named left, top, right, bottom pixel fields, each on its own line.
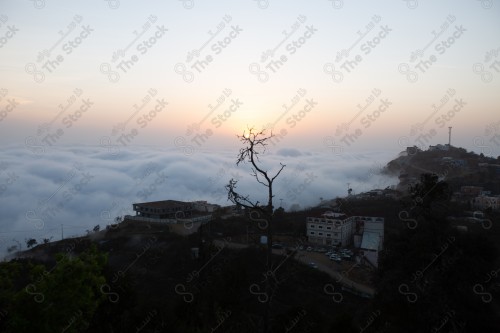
left=1, top=144, right=499, bottom=332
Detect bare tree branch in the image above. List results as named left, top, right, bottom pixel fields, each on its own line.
left=271, top=162, right=286, bottom=182
left=226, top=127, right=287, bottom=333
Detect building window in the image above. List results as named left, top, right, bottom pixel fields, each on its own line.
left=326, top=226, right=331, bottom=230
left=327, top=234, right=331, bottom=237
left=310, top=225, right=315, bottom=229
left=310, top=231, right=315, bottom=235
left=319, top=232, right=323, bottom=236
left=318, top=226, right=323, bottom=229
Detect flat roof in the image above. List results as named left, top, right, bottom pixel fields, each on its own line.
left=308, top=211, right=348, bottom=219
left=133, top=200, right=193, bottom=209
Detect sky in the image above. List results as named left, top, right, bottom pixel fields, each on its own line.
left=0, top=0, right=499, bottom=254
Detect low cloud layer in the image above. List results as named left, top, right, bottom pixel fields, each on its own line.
left=0, top=145, right=397, bottom=256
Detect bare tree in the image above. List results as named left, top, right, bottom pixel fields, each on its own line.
left=225, top=127, right=285, bottom=333
left=226, top=128, right=286, bottom=261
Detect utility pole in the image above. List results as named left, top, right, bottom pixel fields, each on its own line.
left=61, top=224, right=63, bottom=240
left=448, top=127, right=452, bottom=147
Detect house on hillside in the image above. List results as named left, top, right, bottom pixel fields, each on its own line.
left=129, top=200, right=214, bottom=225
left=478, top=163, right=500, bottom=175
left=429, top=144, right=449, bottom=151
left=133, top=200, right=194, bottom=219
left=473, top=195, right=500, bottom=211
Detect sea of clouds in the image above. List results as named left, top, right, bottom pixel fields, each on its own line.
left=0, top=144, right=398, bottom=256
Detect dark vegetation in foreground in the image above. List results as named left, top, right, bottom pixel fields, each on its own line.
left=1, top=175, right=500, bottom=332
left=1, top=220, right=370, bottom=333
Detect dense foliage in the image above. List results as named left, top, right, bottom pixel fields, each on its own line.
left=0, top=245, right=107, bottom=333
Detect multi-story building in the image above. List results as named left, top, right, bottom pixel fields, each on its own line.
left=306, top=212, right=385, bottom=266
left=306, top=212, right=353, bottom=246
left=132, top=200, right=194, bottom=219
left=128, top=200, right=214, bottom=227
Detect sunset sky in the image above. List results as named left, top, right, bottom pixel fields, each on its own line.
left=0, top=0, right=498, bottom=154
left=0, top=1, right=499, bottom=249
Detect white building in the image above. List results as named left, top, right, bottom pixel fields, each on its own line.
left=358, top=217, right=385, bottom=268
left=306, top=213, right=385, bottom=267
left=362, top=217, right=385, bottom=250
left=306, top=212, right=354, bottom=246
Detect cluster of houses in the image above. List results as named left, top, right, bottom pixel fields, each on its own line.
left=453, top=185, right=500, bottom=211
left=125, top=199, right=386, bottom=267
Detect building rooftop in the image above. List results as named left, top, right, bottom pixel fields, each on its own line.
left=133, top=200, right=192, bottom=209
